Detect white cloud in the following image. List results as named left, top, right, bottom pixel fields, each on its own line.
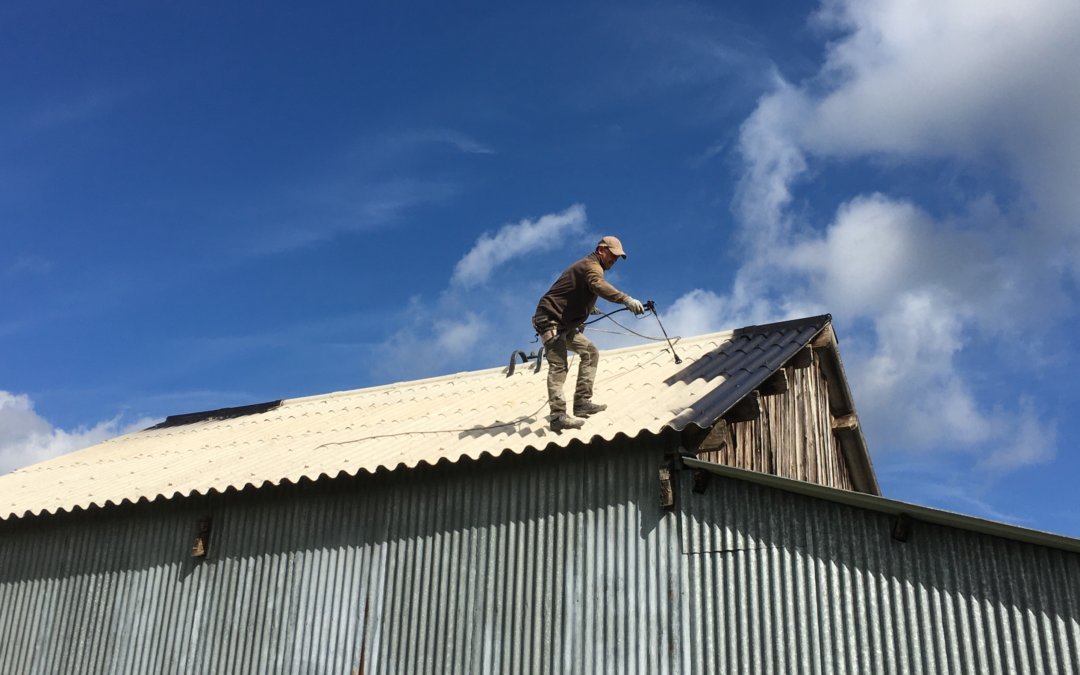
left=660, top=288, right=779, bottom=338
left=806, top=0, right=1080, bottom=253
left=405, top=129, right=495, bottom=155
left=918, top=479, right=1032, bottom=526
left=451, top=204, right=588, bottom=287
left=786, top=196, right=929, bottom=316
left=851, top=290, right=992, bottom=448
left=373, top=204, right=597, bottom=379
left=433, top=313, right=487, bottom=357
left=370, top=296, right=496, bottom=381
left=733, top=80, right=809, bottom=249
left=661, top=290, right=730, bottom=337
left=705, top=0, right=1080, bottom=476
left=0, top=391, right=155, bottom=476
left=248, top=178, right=458, bottom=256
left=6, top=255, right=53, bottom=278
left=978, top=398, right=1057, bottom=472
left=808, top=0, right=1080, bottom=154
left=27, top=88, right=122, bottom=131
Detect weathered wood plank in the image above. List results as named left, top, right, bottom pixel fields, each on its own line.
left=723, top=391, right=761, bottom=424
left=787, top=347, right=814, bottom=369
left=757, top=369, right=789, bottom=396
left=832, top=413, right=858, bottom=431
left=699, top=419, right=733, bottom=453
left=702, top=356, right=854, bottom=492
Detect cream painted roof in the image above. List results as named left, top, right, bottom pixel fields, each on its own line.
left=0, top=316, right=832, bottom=521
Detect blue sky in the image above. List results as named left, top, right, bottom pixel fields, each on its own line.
left=3, top=0, right=1079, bottom=537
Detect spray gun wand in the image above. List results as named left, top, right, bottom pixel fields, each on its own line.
left=644, top=300, right=682, bottom=364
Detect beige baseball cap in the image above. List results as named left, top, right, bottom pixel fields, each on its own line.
left=597, top=235, right=627, bottom=259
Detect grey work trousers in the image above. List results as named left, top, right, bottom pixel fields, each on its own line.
left=543, top=328, right=599, bottom=416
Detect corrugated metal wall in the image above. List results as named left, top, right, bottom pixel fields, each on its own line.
left=679, top=474, right=1080, bottom=673
left=2, top=436, right=1078, bottom=674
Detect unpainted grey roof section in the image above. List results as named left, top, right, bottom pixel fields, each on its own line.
left=0, top=314, right=872, bottom=521
left=668, top=314, right=830, bottom=428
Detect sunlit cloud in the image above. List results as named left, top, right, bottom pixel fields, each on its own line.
left=452, top=204, right=588, bottom=288
left=0, top=391, right=157, bottom=475
left=679, top=0, right=1080, bottom=477
left=403, top=129, right=496, bottom=155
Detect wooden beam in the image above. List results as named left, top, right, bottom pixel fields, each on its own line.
left=659, top=466, right=674, bottom=509
left=682, top=420, right=734, bottom=461
left=680, top=426, right=709, bottom=453
left=757, top=369, right=789, bottom=396
left=831, top=413, right=859, bottom=431
left=811, top=324, right=836, bottom=348
left=787, top=347, right=813, bottom=370
left=815, top=345, right=854, bottom=418
left=699, top=419, right=733, bottom=453
left=723, top=391, right=761, bottom=424
left=191, top=516, right=212, bottom=559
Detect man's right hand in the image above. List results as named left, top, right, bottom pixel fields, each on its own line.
left=623, top=296, right=645, bottom=315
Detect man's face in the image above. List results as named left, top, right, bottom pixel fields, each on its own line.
left=598, top=247, right=618, bottom=269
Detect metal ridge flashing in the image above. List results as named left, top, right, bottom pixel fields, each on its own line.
left=683, top=457, right=1080, bottom=555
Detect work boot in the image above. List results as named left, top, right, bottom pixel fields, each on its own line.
left=550, top=413, right=586, bottom=432
left=574, top=400, right=607, bottom=417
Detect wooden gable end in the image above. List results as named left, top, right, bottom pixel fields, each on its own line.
left=683, top=329, right=871, bottom=493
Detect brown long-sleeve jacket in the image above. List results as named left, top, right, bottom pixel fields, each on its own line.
left=532, top=252, right=629, bottom=330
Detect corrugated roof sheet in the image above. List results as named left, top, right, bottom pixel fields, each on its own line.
left=0, top=315, right=832, bottom=521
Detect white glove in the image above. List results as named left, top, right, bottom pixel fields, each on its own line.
left=623, top=296, right=645, bottom=315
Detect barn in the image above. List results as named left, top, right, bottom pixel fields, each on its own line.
left=1, top=314, right=1077, bottom=673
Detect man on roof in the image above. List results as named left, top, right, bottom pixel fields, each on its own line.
left=533, top=235, right=646, bottom=431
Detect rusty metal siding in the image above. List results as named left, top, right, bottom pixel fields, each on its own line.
left=2, top=437, right=1078, bottom=674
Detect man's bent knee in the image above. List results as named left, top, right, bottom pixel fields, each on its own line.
left=578, top=343, right=599, bottom=365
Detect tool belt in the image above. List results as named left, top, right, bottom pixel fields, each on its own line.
left=533, top=318, right=564, bottom=346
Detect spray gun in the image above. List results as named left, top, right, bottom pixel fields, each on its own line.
left=644, top=300, right=682, bottom=364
